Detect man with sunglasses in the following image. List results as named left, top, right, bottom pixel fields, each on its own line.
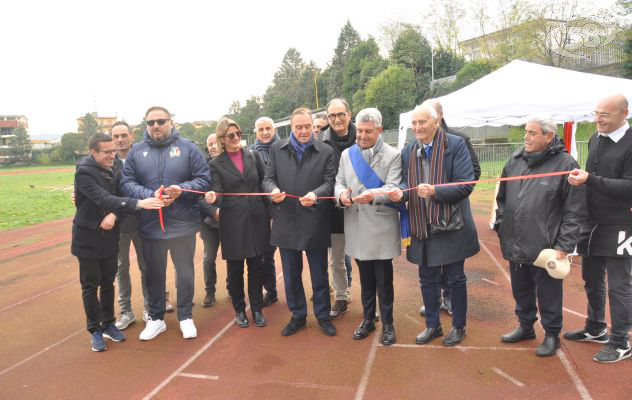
left=565, top=94, right=632, bottom=363
left=321, top=98, right=356, bottom=320
left=120, top=106, right=210, bottom=341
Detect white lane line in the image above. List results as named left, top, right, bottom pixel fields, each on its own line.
left=492, top=367, right=525, bottom=387
left=557, top=351, right=592, bottom=400
left=177, top=373, right=220, bottom=381
left=387, top=344, right=533, bottom=351
left=0, top=328, right=84, bottom=378
left=0, top=279, right=78, bottom=313
left=354, top=331, right=380, bottom=400
left=143, top=272, right=284, bottom=400
left=479, top=240, right=593, bottom=400
left=481, top=278, right=500, bottom=286
left=269, top=381, right=354, bottom=392
left=0, top=253, right=72, bottom=278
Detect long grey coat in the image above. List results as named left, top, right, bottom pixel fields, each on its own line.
left=334, top=142, right=402, bottom=261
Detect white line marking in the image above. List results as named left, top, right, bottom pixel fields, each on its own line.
left=387, top=344, right=533, bottom=351
left=0, top=279, right=77, bottom=313
left=354, top=331, right=380, bottom=400
left=481, top=278, right=500, bottom=286
left=143, top=272, right=284, bottom=399
left=492, top=367, right=525, bottom=387
left=479, top=240, right=593, bottom=400
left=557, top=350, right=593, bottom=400
left=0, top=328, right=83, bottom=378
left=0, top=253, right=72, bottom=278
left=268, top=380, right=354, bottom=392
left=177, top=373, right=219, bottom=381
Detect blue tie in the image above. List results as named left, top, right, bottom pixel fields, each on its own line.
left=425, top=146, right=432, bottom=160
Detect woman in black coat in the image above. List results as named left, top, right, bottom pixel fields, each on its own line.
left=205, top=118, right=271, bottom=328
left=72, top=133, right=163, bottom=352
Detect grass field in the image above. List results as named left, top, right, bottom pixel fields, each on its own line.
left=0, top=167, right=75, bottom=230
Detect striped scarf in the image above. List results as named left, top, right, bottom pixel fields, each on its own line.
left=408, top=127, right=451, bottom=240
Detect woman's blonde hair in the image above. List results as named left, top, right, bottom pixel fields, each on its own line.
left=215, top=117, right=242, bottom=154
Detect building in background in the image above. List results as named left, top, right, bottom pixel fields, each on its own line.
left=76, top=113, right=117, bottom=133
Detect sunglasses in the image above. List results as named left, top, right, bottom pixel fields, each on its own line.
left=225, top=131, right=242, bottom=140
left=147, top=119, right=169, bottom=127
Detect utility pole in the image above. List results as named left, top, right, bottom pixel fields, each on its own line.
left=313, top=69, right=319, bottom=109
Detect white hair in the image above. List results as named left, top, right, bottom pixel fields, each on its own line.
left=412, top=104, right=438, bottom=120
left=254, top=116, right=275, bottom=132
left=355, top=108, right=383, bottom=128
left=526, top=115, right=557, bottom=135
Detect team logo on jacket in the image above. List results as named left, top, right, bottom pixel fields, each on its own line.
left=617, top=231, right=632, bottom=256
left=169, top=146, right=181, bottom=158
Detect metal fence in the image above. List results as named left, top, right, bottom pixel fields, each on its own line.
left=473, top=141, right=589, bottom=178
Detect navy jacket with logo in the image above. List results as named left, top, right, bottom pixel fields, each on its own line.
left=120, top=128, right=210, bottom=240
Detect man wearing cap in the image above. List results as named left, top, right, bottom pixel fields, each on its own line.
left=565, top=94, right=632, bottom=363
left=495, top=115, right=585, bottom=357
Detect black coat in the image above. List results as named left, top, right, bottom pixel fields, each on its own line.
left=199, top=156, right=219, bottom=229
left=210, top=148, right=271, bottom=260
left=495, top=137, right=586, bottom=264
left=263, top=138, right=336, bottom=250
left=441, top=119, right=481, bottom=181
left=72, top=156, right=138, bottom=259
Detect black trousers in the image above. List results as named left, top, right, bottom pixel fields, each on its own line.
left=279, top=248, right=331, bottom=321
left=200, top=223, right=219, bottom=295
left=78, top=255, right=118, bottom=333
left=582, top=255, right=632, bottom=347
left=356, top=259, right=394, bottom=324
left=419, top=260, right=467, bottom=329
left=227, top=256, right=264, bottom=313
left=262, top=248, right=277, bottom=298
left=509, top=262, right=563, bottom=336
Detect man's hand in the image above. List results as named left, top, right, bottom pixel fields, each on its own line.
left=556, top=250, right=568, bottom=260
left=165, top=185, right=182, bottom=200
left=270, top=188, right=286, bottom=203
left=417, top=184, right=435, bottom=199
left=100, top=213, right=117, bottom=230
left=213, top=208, right=220, bottom=221
left=138, top=198, right=164, bottom=210
left=388, top=188, right=403, bottom=202
left=155, top=185, right=175, bottom=206
left=300, top=192, right=317, bottom=207
left=205, top=191, right=217, bottom=204
left=339, top=188, right=353, bottom=207
left=568, top=169, right=588, bottom=186
left=70, top=191, right=76, bottom=206
left=353, top=190, right=374, bottom=204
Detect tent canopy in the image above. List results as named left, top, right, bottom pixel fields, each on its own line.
left=399, top=60, right=632, bottom=141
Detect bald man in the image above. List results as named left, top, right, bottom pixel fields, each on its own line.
left=564, top=94, right=632, bottom=363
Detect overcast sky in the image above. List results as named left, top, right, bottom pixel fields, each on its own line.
left=1, top=0, right=617, bottom=137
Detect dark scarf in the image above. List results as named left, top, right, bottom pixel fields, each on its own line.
left=289, top=132, right=314, bottom=161
left=408, top=127, right=450, bottom=240
left=328, top=126, right=356, bottom=155
left=254, top=134, right=279, bottom=164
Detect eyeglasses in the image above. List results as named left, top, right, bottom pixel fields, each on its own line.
left=225, top=131, right=242, bottom=140
left=99, top=149, right=117, bottom=155
left=328, top=112, right=347, bottom=121
left=147, top=119, right=169, bottom=127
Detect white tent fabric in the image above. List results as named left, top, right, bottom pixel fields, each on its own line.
left=398, top=60, right=632, bottom=149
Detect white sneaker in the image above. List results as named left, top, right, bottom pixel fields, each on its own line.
left=115, top=312, right=136, bottom=330
left=143, top=310, right=149, bottom=322
left=180, top=318, right=197, bottom=339
left=139, top=319, right=166, bottom=341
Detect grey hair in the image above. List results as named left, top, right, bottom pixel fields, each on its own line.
left=326, top=98, right=351, bottom=113
left=412, top=104, right=438, bottom=120
left=313, top=112, right=328, bottom=121
left=355, top=108, right=383, bottom=128
left=526, top=115, right=557, bottom=135
left=254, top=116, right=275, bottom=132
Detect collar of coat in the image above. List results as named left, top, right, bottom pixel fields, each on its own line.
left=279, top=136, right=324, bottom=152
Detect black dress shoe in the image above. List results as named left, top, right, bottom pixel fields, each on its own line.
left=353, top=319, right=376, bottom=340
left=235, top=311, right=249, bottom=328
left=535, top=335, right=560, bottom=357
left=415, top=326, right=443, bottom=345
left=318, top=319, right=337, bottom=336
left=501, top=326, right=536, bottom=343
left=380, top=324, right=396, bottom=346
left=252, top=311, right=267, bottom=327
left=262, top=293, right=278, bottom=308
left=202, top=293, right=216, bottom=308
left=281, top=318, right=306, bottom=336
left=443, top=327, right=466, bottom=347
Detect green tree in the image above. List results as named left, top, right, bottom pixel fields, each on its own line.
left=10, top=127, right=32, bottom=164
left=624, top=29, right=632, bottom=78
left=364, top=65, right=416, bottom=129
left=60, top=132, right=85, bottom=163
left=228, top=96, right=262, bottom=142
left=262, top=48, right=309, bottom=119
left=327, top=21, right=361, bottom=99
left=342, top=38, right=388, bottom=110
left=133, top=120, right=146, bottom=143
left=433, top=47, right=465, bottom=79
left=452, top=59, right=499, bottom=91
left=178, top=123, right=197, bottom=142
left=391, top=26, right=433, bottom=103
left=78, top=113, right=99, bottom=149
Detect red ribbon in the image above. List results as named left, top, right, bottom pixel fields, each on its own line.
left=158, top=186, right=165, bottom=232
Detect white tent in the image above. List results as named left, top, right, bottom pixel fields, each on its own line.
left=398, top=60, right=632, bottom=149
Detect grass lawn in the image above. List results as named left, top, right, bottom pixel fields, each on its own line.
left=0, top=164, right=73, bottom=171
left=0, top=167, right=75, bottom=230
